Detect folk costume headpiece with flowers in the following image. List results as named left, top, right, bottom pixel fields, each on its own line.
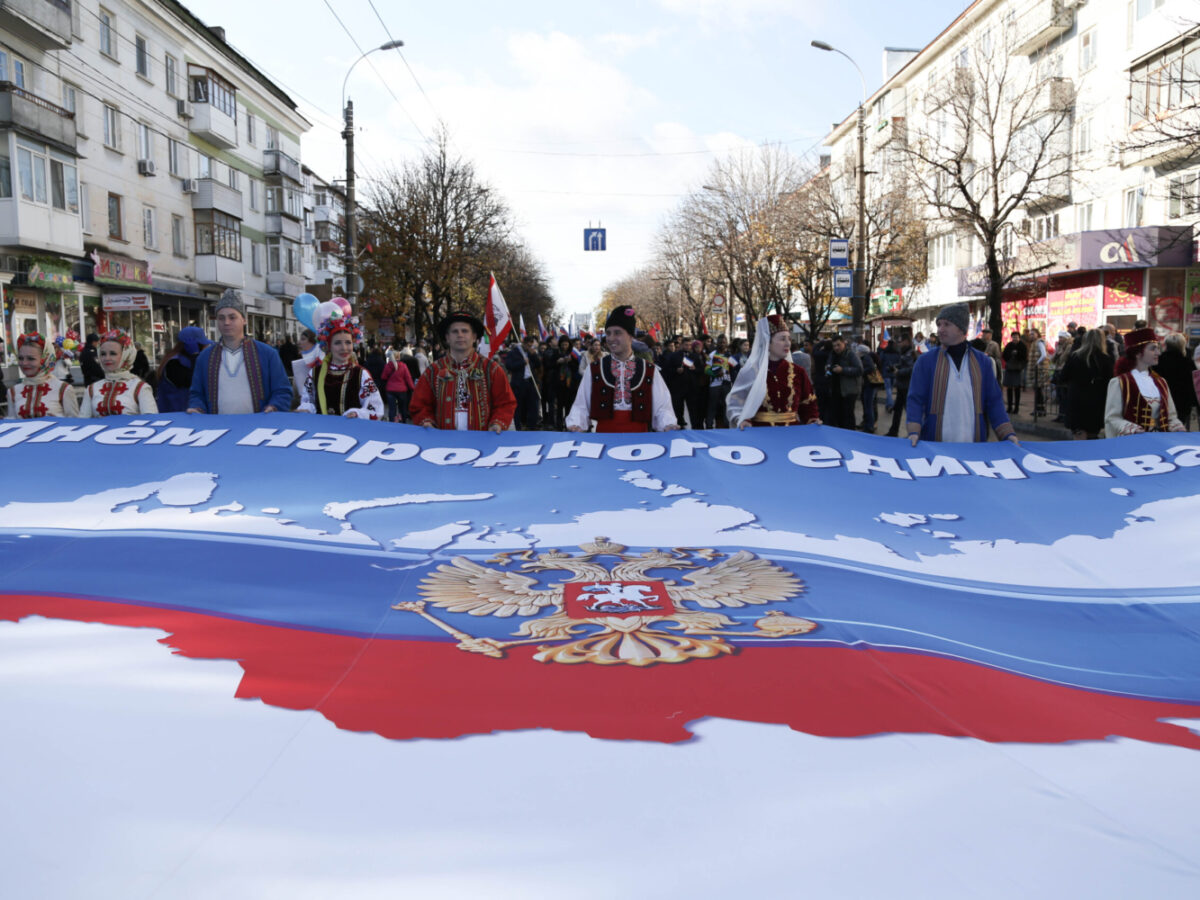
left=316, top=313, right=363, bottom=355
left=98, top=328, right=137, bottom=377
left=16, top=332, right=60, bottom=383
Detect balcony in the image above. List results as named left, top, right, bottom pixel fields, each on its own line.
left=0, top=82, right=76, bottom=154
left=191, top=177, right=243, bottom=218
left=263, top=148, right=301, bottom=184
left=0, top=0, right=72, bottom=51
left=0, top=199, right=82, bottom=257
left=195, top=254, right=243, bottom=288
left=1010, top=0, right=1074, bottom=56
left=265, top=211, right=302, bottom=242
left=187, top=65, right=238, bottom=149
left=267, top=271, right=304, bottom=297
left=1122, top=107, right=1200, bottom=168
left=189, top=101, right=237, bottom=149
left=1031, top=76, right=1074, bottom=118
left=317, top=239, right=341, bottom=254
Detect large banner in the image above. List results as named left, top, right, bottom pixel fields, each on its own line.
left=2, top=415, right=1199, bottom=896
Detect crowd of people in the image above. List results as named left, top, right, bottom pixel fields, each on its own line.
left=5, top=289, right=1197, bottom=443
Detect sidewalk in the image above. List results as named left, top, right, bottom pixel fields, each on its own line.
left=1007, top=405, right=1072, bottom=441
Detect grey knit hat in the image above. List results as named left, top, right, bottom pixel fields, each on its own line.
left=935, top=303, right=969, bottom=335
left=215, top=288, right=246, bottom=318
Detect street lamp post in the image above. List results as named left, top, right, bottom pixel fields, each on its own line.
left=811, top=40, right=867, bottom=335
left=341, top=39, right=404, bottom=308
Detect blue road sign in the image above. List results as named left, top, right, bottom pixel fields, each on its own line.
left=584, top=228, right=607, bottom=251
left=829, top=238, right=849, bottom=269
left=833, top=270, right=853, bottom=298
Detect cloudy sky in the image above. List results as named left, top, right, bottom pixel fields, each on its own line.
left=187, top=0, right=969, bottom=320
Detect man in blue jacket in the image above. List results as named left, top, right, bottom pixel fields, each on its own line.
left=906, top=303, right=1018, bottom=446
left=187, top=290, right=292, bottom=414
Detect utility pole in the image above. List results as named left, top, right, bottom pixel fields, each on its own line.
left=343, top=99, right=356, bottom=305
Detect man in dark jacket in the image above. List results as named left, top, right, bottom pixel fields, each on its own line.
left=79, top=333, right=104, bottom=385
left=826, top=336, right=862, bottom=429
left=884, top=338, right=916, bottom=437
left=505, top=334, right=542, bottom=430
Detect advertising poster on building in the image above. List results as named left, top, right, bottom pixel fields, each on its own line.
left=1184, top=270, right=1200, bottom=341
left=1102, top=270, right=1145, bottom=312
left=1148, top=269, right=1185, bottom=338
left=1000, top=293, right=1046, bottom=336
left=1046, top=278, right=1100, bottom=341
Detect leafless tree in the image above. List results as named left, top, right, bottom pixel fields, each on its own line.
left=901, top=29, right=1075, bottom=334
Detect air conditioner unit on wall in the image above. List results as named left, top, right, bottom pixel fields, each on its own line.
left=137, top=159, right=156, bottom=176
left=181, top=178, right=199, bottom=194
left=176, top=99, right=193, bottom=119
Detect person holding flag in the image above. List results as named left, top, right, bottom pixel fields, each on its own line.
left=484, top=273, right=512, bottom=358
left=411, top=311, right=515, bottom=432
left=566, top=306, right=677, bottom=433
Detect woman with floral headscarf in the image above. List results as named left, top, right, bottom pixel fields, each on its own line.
left=5, top=333, right=79, bottom=418
left=80, top=328, right=157, bottom=416
left=297, top=313, right=384, bottom=419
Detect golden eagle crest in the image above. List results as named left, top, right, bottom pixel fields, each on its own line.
left=392, top=537, right=816, bottom=666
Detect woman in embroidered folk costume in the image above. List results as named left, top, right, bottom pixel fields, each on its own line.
left=409, top=311, right=516, bottom=432
left=5, top=333, right=79, bottom=419
left=297, top=313, right=384, bottom=419
left=565, top=306, right=678, bottom=433
left=726, top=315, right=821, bottom=428
left=79, top=329, right=157, bottom=417
left=1104, top=328, right=1186, bottom=437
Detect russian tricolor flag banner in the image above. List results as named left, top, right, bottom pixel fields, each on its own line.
left=2, top=415, right=1198, bottom=896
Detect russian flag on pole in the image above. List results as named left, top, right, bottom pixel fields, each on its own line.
left=485, top=272, right=512, bottom=358
left=537, top=314, right=548, bottom=342
left=518, top=313, right=527, bottom=340
left=2, top=416, right=1199, bottom=895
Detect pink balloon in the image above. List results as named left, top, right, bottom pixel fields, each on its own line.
left=332, top=297, right=352, bottom=318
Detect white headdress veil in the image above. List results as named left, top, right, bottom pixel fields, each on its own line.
left=725, top=316, right=773, bottom=428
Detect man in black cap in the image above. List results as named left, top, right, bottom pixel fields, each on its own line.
left=566, top=306, right=678, bottom=433
left=410, top=311, right=515, bottom=432
left=906, top=303, right=1016, bottom=446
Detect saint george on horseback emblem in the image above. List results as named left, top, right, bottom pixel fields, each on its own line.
left=392, top=537, right=817, bottom=667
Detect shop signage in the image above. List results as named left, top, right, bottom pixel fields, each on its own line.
left=1102, top=271, right=1145, bottom=311
left=1186, top=270, right=1200, bottom=340
left=103, top=293, right=152, bottom=311
left=91, top=251, right=154, bottom=289
left=1080, top=226, right=1192, bottom=270
left=27, top=259, right=73, bottom=288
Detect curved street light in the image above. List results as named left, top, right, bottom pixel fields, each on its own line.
left=812, top=39, right=868, bottom=334
left=341, top=39, right=404, bottom=305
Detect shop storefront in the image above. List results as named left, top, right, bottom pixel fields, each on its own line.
left=87, top=250, right=156, bottom=359
left=152, top=279, right=211, bottom=361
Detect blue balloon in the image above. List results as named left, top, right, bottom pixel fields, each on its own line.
left=293, top=293, right=319, bottom=331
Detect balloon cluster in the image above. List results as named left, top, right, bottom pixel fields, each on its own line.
left=293, top=293, right=353, bottom=333
left=55, top=330, right=80, bottom=357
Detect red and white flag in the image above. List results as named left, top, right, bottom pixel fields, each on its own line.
left=485, top=273, right=512, bottom=358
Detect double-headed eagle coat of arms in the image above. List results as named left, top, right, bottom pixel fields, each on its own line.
left=393, top=538, right=816, bottom=666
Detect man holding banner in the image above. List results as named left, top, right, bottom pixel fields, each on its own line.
left=411, top=312, right=515, bottom=433
left=187, top=290, right=291, bottom=415
left=566, top=306, right=677, bottom=433
left=907, top=303, right=1016, bottom=446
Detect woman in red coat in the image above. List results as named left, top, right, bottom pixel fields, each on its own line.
left=380, top=353, right=416, bottom=422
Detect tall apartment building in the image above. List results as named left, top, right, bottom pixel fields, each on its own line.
left=301, top=164, right=345, bottom=302
left=0, top=0, right=310, bottom=365
left=823, top=0, right=1200, bottom=344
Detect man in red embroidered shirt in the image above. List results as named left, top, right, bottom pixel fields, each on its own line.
left=566, top=306, right=678, bottom=433
left=410, top=312, right=516, bottom=432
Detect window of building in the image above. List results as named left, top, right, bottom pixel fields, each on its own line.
left=143, top=206, right=156, bottom=248
left=0, top=50, right=8, bottom=81
left=195, top=210, right=242, bottom=260
left=172, top=214, right=185, bottom=256
left=267, top=238, right=300, bottom=274
left=314, top=189, right=327, bottom=207
left=13, top=56, right=27, bottom=90
left=50, top=158, right=78, bottom=213
left=80, top=182, right=90, bottom=233
left=1079, top=28, right=1097, bottom=71
left=108, top=192, right=123, bottom=240
left=252, top=242, right=262, bottom=275
left=165, top=54, right=178, bottom=97
left=1077, top=201, right=1093, bottom=231
left=17, top=143, right=47, bottom=204
left=1077, top=117, right=1092, bottom=155
left=227, top=166, right=238, bottom=190
left=265, top=185, right=301, bottom=218
left=103, top=105, right=120, bottom=150
left=99, top=8, right=116, bottom=60
left=316, top=254, right=328, bottom=271
left=1124, top=187, right=1145, bottom=226
left=265, top=125, right=278, bottom=150
left=135, top=35, right=150, bottom=79
left=1032, top=212, right=1059, bottom=241
left=61, top=82, right=77, bottom=115
left=137, top=123, right=152, bottom=161
left=168, top=139, right=184, bottom=176
left=1129, top=33, right=1200, bottom=126
left=246, top=112, right=255, bottom=145
left=188, top=66, right=237, bottom=121
left=198, top=154, right=211, bottom=179
left=0, top=153, right=11, bottom=199
left=1136, top=0, right=1166, bottom=19
left=927, top=232, right=956, bottom=269
left=249, top=178, right=258, bottom=210
left=1169, top=174, right=1199, bottom=217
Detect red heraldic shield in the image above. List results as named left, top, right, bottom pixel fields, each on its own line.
left=563, top=581, right=675, bottom=619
